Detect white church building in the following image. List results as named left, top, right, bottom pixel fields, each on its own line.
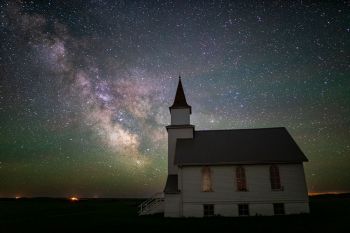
left=139, top=77, right=310, bottom=217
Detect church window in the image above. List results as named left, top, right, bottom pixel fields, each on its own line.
left=270, top=165, right=282, bottom=190
left=273, top=203, right=285, bottom=215
left=203, top=204, right=214, bottom=217
left=236, top=166, right=247, bottom=191
left=202, top=166, right=213, bottom=192
left=238, top=204, right=249, bottom=216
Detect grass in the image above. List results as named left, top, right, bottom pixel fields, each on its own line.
left=1, top=194, right=349, bottom=233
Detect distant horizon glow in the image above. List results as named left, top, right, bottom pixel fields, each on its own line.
left=4, top=191, right=350, bottom=199
left=69, top=197, right=79, bottom=202
left=0, top=1, right=349, bottom=197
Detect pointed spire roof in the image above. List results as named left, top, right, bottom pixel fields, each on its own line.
left=170, top=76, right=191, bottom=113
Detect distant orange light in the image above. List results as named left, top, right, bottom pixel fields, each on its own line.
left=15, top=196, right=21, bottom=199
left=308, top=191, right=344, bottom=196
left=69, top=197, right=79, bottom=202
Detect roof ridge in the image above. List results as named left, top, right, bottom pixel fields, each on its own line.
left=196, top=127, right=286, bottom=132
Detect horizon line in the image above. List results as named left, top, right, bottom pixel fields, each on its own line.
left=1, top=191, right=350, bottom=199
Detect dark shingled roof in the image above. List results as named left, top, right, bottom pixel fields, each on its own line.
left=175, top=127, right=308, bottom=165
left=169, top=77, right=191, bottom=112
left=164, top=175, right=179, bottom=194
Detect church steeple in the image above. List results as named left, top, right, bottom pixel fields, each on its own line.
left=166, top=76, right=194, bottom=175
left=170, top=76, right=192, bottom=113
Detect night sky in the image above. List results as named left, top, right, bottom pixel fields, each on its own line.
left=0, top=0, right=349, bottom=197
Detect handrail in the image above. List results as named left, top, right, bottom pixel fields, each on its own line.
left=140, top=192, right=163, bottom=207
left=138, top=192, right=164, bottom=215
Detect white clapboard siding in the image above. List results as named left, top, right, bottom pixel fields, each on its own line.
left=170, top=108, right=191, bottom=125
left=178, top=164, right=309, bottom=217
left=164, top=194, right=181, bottom=217
left=167, top=128, right=193, bottom=174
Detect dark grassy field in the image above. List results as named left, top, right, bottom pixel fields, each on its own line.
left=1, top=194, right=349, bottom=233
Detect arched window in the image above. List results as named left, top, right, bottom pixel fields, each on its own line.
left=270, top=165, right=281, bottom=190
left=236, top=166, right=247, bottom=191
left=202, top=166, right=213, bottom=192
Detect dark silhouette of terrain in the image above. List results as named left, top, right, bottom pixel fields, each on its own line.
left=1, top=194, right=349, bottom=233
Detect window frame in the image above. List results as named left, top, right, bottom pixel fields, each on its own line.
left=238, top=204, right=250, bottom=216
left=270, top=165, right=282, bottom=191
left=236, top=166, right=247, bottom=192
left=201, top=166, right=213, bottom=192
left=273, top=203, right=285, bottom=215
left=203, top=204, right=215, bottom=217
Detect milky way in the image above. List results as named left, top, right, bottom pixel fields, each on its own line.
left=0, top=1, right=349, bottom=197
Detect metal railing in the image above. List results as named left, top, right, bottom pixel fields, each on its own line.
left=138, top=192, right=164, bottom=215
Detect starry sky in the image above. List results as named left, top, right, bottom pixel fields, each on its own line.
left=0, top=0, right=349, bottom=197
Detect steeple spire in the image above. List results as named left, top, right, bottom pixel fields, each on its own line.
left=170, top=76, right=191, bottom=113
